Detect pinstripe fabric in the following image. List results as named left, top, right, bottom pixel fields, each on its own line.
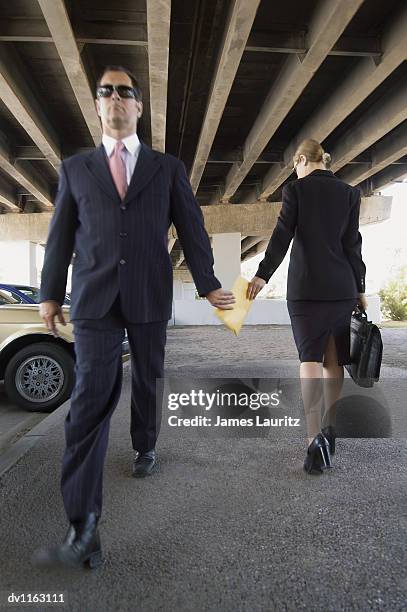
left=127, top=316, right=167, bottom=452
left=39, top=141, right=222, bottom=322
left=61, top=293, right=167, bottom=522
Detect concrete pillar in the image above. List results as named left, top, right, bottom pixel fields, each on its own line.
left=173, top=279, right=183, bottom=299
left=28, top=241, right=37, bottom=285
left=182, top=282, right=196, bottom=300
left=212, top=232, right=241, bottom=290
left=0, top=240, right=38, bottom=285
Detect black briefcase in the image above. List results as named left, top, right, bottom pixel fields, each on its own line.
left=345, top=308, right=383, bottom=387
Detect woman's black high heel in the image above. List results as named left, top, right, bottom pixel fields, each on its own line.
left=303, top=433, right=332, bottom=474
left=321, top=425, right=336, bottom=455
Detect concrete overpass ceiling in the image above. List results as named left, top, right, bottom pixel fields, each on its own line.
left=210, top=55, right=360, bottom=205
left=0, top=0, right=405, bottom=241
left=205, top=6, right=406, bottom=203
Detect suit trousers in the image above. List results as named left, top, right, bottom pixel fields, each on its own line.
left=61, top=291, right=168, bottom=522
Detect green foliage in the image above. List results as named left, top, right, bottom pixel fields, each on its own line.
left=379, top=267, right=407, bottom=321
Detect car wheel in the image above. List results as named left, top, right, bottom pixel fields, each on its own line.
left=4, top=342, right=75, bottom=412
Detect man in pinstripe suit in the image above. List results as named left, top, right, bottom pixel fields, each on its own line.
left=34, top=66, right=235, bottom=569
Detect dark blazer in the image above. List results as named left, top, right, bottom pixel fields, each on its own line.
left=255, top=169, right=366, bottom=300
left=40, top=141, right=221, bottom=322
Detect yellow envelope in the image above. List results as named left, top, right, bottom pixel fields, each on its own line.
left=215, top=275, right=253, bottom=336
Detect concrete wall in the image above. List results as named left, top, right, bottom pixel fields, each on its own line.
left=169, top=294, right=381, bottom=326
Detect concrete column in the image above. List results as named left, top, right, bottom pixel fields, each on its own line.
left=28, top=241, right=38, bottom=285
left=0, top=240, right=38, bottom=285
left=182, top=282, right=196, bottom=300
left=212, top=232, right=241, bottom=290
left=173, top=279, right=183, bottom=299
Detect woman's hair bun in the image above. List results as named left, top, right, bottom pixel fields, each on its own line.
left=294, top=139, right=331, bottom=168
left=322, top=151, right=331, bottom=166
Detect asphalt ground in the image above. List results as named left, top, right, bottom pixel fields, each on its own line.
left=0, top=325, right=406, bottom=611
left=0, top=382, right=46, bottom=458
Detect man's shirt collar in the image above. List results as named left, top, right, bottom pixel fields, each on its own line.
left=102, top=132, right=141, bottom=157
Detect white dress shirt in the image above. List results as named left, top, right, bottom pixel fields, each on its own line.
left=102, top=132, right=141, bottom=185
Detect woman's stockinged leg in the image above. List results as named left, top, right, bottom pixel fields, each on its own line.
left=322, top=334, right=344, bottom=429
left=299, top=361, right=324, bottom=446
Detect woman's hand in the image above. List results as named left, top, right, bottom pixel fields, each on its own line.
left=356, top=293, right=368, bottom=312
left=247, top=276, right=266, bottom=300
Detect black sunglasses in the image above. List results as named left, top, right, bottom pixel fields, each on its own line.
left=96, top=84, right=139, bottom=99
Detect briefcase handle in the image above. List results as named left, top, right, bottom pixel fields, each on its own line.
left=352, top=304, right=368, bottom=319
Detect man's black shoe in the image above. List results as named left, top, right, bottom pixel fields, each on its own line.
left=132, top=448, right=156, bottom=477
left=32, top=512, right=103, bottom=569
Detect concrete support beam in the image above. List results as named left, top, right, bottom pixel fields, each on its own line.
left=168, top=237, right=176, bottom=253
left=255, top=239, right=269, bottom=253
left=251, top=3, right=407, bottom=201
left=147, top=0, right=171, bottom=152
left=3, top=195, right=390, bottom=242
left=329, top=81, right=407, bottom=174
left=245, top=31, right=382, bottom=58
left=77, top=38, right=147, bottom=47
left=359, top=194, right=393, bottom=224
left=189, top=0, right=261, bottom=193
left=208, top=148, right=282, bottom=165
left=172, top=195, right=391, bottom=235
left=37, top=0, right=102, bottom=146
left=0, top=33, right=148, bottom=46
left=0, top=137, right=53, bottom=211
left=242, top=239, right=269, bottom=262
left=219, top=0, right=363, bottom=202
left=338, top=120, right=407, bottom=186
left=173, top=269, right=193, bottom=282
left=14, top=146, right=47, bottom=161
left=0, top=36, right=147, bottom=48
left=0, top=210, right=49, bottom=240
left=204, top=203, right=281, bottom=237
left=241, top=235, right=264, bottom=255
left=0, top=20, right=381, bottom=58
left=0, top=174, right=19, bottom=212
left=359, top=164, right=407, bottom=195
left=0, top=43, right=61, bottom=171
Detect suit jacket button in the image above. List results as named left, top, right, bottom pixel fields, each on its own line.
left=120, top=259, right=126, bottom=265
left=120, top=232, right=127, bottom=237
left=120, top=205, right=126, bottom=210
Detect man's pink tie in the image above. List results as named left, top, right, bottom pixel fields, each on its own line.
left=108, top=141, right=127, bottom=200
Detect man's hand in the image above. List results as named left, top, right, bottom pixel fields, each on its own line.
left=356, top=293, right=368, bottom=312
left=206, top=288, right=236, bottom=310
left=39, top=301, right=67, bottom=337
left=247, top=276, right=266, bottom=300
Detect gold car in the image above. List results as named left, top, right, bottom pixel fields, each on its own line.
left=0, top=290, right=130, bottom=412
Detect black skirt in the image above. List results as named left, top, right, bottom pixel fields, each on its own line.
left=287, top=299, right=357, bottom=365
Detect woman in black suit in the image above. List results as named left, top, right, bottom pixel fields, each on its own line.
left=247, top=138, right=367, bottom=475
